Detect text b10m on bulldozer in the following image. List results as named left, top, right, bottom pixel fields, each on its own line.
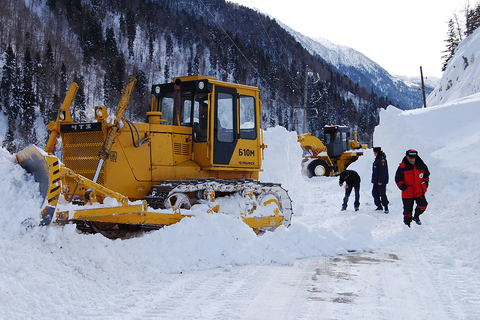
left=16, top=75, right=292, bottom=239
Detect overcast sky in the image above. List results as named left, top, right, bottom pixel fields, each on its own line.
left=227, top=0, right=468, bottom=79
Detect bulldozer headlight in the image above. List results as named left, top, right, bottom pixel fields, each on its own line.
left=154, top=85, right=161, bottom=94
left=197, top=81, right=205, bottom=90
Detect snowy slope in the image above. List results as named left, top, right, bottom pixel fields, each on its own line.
left=283, top=24, right=437, bottom=110
left=427, top=27, right=480, bottom=107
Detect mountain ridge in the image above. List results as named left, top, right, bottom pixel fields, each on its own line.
left=282, top=23, right=437, bottom=110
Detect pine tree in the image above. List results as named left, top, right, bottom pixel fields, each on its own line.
left=126, top=9, right=136, bottom=58
left=466, top=4, right=480, bottom=36
left=131, top=69, right=148, bottom=120
left=1, top=45, right=16, bottom=114
left=60, top=63, right=67, bottom=102
left=1, top=46, right=18, bottom=152
left=187, top=60, right=193, bottom=76
left=442, top=19, right=460, bottom=72
left=45, top=93, right=60, bottom=125
left=358, top=90, right=379, bottom=141
left=44, top=41, right=55, bottom=80
left=73, top=73, right=86, bottom=122
left=21, top=47, right=37, bottom=145
left=163, top=63, right=170, bottom=82
left=104, top=54, right=126, bottom=107
left=44, top=93, right=60, bottom=146
left=104, top=27, right=118, bottom=68
left=34, top=51, right=46, bottom=120
left=80, top=5, right=103, bottom=64
left=148, top=33, right=154, bottom=61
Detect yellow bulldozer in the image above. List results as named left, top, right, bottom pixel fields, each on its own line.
left=297, top=125, right=367, bottom=177
left=16, top=75, right=292, bottom=238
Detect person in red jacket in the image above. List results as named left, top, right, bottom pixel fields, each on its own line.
left=395, top=149, right=430, bottom=227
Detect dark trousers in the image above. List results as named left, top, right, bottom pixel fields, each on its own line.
left=402, top=196, right=428, bottom=218
left=372, top=183, right=389, bottom=208
left=343, top=185, right=360, bottom=209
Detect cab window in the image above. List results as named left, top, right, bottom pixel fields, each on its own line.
left=158, top=95, right=174, bottom=125
left=193, top=94, right=208, bottom=142
left=217, top=92, right=234, bottom=142
left=239, top=95, right=256, bottom=139
left=158, top=92, right=193, bottom=127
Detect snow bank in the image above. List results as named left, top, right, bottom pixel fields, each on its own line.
left=372, top=102, right=480, bottom=268
left=427, top=27, right=480, bottom=107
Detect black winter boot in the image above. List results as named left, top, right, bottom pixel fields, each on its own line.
left=413, top=210, right=422, bottom=225
left=404, top=216, right=412, bottom=227
left=413, top=215, right=422, bottom=225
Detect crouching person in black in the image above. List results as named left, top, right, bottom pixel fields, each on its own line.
left=339, top=170, right=361, bottom=211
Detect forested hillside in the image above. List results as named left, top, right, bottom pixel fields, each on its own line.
left=0, top=0, right=393, bottom=152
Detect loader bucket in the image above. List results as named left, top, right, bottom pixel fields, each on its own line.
left=16, top=145, right=61, bottom=225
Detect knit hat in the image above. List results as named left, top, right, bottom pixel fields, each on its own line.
left=406, top=149, right=418, bottom=157
left=373, top=147, right=382, bottom=153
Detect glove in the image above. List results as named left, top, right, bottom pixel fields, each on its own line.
left=399, top=184, right=407, bottom=191
left=404, top=216, right=412, bottom=227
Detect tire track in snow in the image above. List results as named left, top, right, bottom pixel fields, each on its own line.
left=99, top=264, right=311, bottom=320
left=407, top=238, right=480, bottom=320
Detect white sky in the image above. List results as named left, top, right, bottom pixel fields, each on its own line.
left=227, top=0, right=469, bottom=78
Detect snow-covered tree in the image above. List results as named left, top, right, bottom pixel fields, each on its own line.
left=20, top=47, right=37, bottom=145
left=442, top=19, right=460, bottom=72
left=466, top=3, right=480, bottom=36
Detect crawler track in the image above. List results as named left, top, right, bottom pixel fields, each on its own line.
left=144, top=178, right=293, bottom=228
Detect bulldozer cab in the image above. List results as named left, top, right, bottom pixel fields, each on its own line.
left=323, top=125, right=351, bottom=157
left=151, top=75, right=262, bottom=169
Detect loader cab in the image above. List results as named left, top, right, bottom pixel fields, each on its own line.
left=150, top=76, right=262, bottom=171
left=323, top=125, right=351, bottom=157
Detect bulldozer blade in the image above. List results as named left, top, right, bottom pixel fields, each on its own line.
left=16, top=145, right=61, bottom=225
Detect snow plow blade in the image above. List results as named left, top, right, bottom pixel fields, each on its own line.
left=16, top=145, right=61, bottom=226
left=15, top=145, right=286, bottom=237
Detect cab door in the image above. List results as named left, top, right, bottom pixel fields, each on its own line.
left=213, top=86, right=237, bottom=165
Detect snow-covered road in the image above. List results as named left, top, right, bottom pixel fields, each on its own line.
left=49, top=176, right=480, bottom=320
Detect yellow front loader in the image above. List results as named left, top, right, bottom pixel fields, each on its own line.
left=16, top=75, right=293, bottom=238
left=298, top=125, right=367, bottom=177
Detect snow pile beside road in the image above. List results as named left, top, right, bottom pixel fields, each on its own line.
left=427, top=27, right=480, bottom=107
left=372, top=100, right=480, bottom=268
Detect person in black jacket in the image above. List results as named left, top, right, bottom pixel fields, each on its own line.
left=372, top=147, right=389, bottom=213
left=339, top=170, right=361, bottom=211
